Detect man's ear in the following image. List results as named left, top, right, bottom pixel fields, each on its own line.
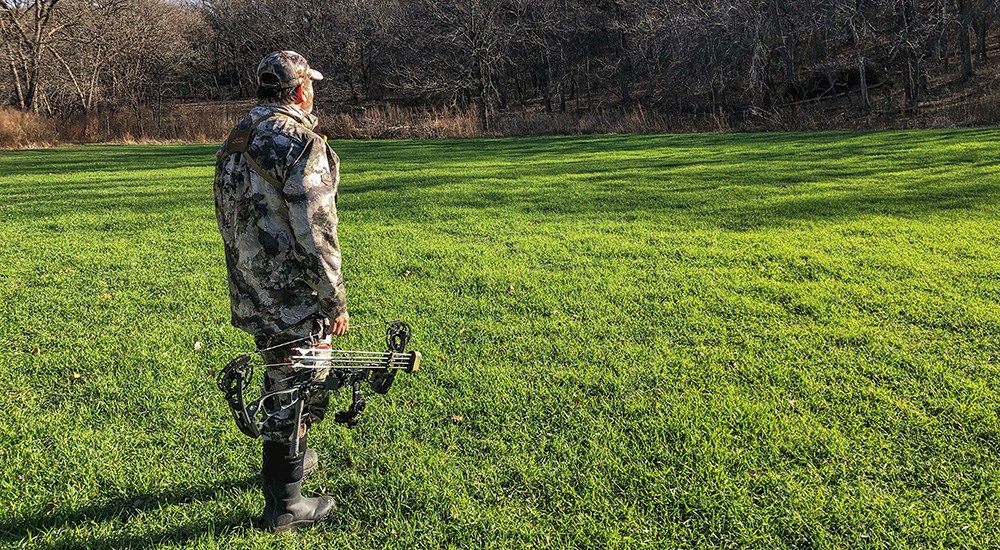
left=295, top=84, right=306, bottom=105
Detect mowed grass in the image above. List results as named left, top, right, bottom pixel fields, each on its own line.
left=0, top=129, right=998, bottom=549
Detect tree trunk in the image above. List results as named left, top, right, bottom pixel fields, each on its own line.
left=975, top=12, right=991, bottom=64
left=851, top=16, right=869, bottom=110
left=25, top=58, right=39, bottom=113
left=615, top=14, right=631, bottom=107
left=918, top=57, right=928, bottom=96
left=7, top=58, right=26, bottom=110
left=960, top=0, right=973, bottom=81
left=858, top=54, right=869, bottom=109
left=905, top=55, right=919, bottom=108
left=782, top=33, right=796, bottom=93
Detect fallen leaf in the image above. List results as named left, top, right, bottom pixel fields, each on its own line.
left=572, top=396, right=582, bottom=406
left=450, top=414, right=463, bottom=425
left=69, top=373, right=82, bottom=384
left=44, top=499, right=58, bottom=515
left=507, top=285, right=515, bottom=294
left=402, top=269, right=412, bottom=277
left=404, top=399, right=419, bottom=408
left=31, top=347, right=41, bottom=355
left=458, top=327, right=466, bottom=334
left=194, top=341, right=203, bottom=352
left=789, top=399, right=797, bottom=410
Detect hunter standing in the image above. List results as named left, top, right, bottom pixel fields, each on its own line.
left=214, top=50, right=347, bottom=533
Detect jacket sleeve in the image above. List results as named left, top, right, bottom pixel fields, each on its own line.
left=283, top=135, right=347, bottom=318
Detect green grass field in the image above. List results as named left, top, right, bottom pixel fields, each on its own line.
left=0, top=129, right=998, bottom=548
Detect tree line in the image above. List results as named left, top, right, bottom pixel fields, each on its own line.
left=2, top=0, right=997, bottom=132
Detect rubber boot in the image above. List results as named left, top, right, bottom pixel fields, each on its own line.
left=303, top=447, right=318, bottom=477
left=262, top=447, right=317, bottom=478
left=260, top=437, right=335, bottom=533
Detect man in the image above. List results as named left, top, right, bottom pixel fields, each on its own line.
left=214, top=50, right=348, bottom=533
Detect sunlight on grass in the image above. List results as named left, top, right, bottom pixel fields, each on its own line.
left=0, top=129, right=998, bottom=548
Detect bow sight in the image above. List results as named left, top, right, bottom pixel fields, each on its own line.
left=217, top=321, right=420, bottom=446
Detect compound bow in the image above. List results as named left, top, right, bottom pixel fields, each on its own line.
left=217, top=320, right=420, bottom=454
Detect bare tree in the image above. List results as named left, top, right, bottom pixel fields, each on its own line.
left=0, top=0, right=64, bottom=112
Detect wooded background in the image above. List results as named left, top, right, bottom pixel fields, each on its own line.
left=1, top=0, right=999, bottom=142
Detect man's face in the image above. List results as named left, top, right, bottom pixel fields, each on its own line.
left=299, top=79, right=315, bottom=113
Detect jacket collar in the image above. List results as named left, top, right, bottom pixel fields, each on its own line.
left=255, top=102, right=318, bottom=130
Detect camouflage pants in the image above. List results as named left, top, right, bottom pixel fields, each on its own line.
left=254, top=318, right=331, bottom=443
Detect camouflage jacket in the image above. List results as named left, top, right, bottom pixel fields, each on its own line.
left=214, top=103, right=346, bottom=336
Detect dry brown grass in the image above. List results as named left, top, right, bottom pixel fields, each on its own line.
left=0, top=102, right=252, bottom=149
left=322, top=104, right=481, bottom=139
left=3, top=88, right=1000, bottom=150
left=0, top=108, right=59, bottom=149
left=0, top=102, right=798, bottom=150
left=56, top=102, right=251, bottom=144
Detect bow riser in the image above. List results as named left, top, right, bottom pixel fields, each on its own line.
left=217, top=320, right=420, bottom=437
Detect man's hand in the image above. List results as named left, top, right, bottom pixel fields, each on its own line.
left=329, top=311, right=349, bottom=336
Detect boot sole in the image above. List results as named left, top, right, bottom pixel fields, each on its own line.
left=266, top=519, right=320, bottom=534
left=263, top=508, right=334, bottom=534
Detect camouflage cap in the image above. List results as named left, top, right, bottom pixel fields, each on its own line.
left=257, top=51, right=324, bottom=90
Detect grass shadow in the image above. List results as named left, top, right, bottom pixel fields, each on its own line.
left=0, top=144, right=215, bottom=178
left=338, top=129, right=1000, bottom=228
left=2, top=129, right=997, bottom=231
left=0, top=477, right=257, bottom=549
left=0, top=470, right=384, bottom=548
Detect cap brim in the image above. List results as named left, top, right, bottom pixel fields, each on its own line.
left=308, top=69, right=324, bottom=81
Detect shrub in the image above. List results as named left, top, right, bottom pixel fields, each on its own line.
left=0, top=108, right=58, bottom=149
